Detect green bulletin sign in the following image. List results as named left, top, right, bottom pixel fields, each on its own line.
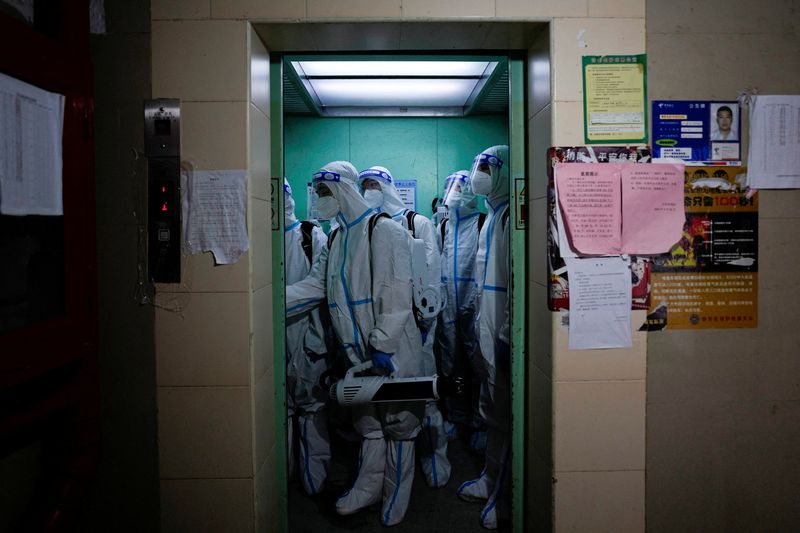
left=582, top=54, right=647, bottom=144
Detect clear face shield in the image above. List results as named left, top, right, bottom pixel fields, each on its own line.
left=469, top=152, right=503, bottom=196
left=442, top=174, right=468, bottom=208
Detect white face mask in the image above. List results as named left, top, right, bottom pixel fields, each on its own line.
left=471, top=170, right=493, bottom=195
left=316, top=196, right=339, bottom=219
left=363, top=189, right=384, bottom=210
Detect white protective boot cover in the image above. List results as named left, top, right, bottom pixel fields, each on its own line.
left=381, top=439, right=416, bottom=527
left=479, top=429, right=510, bottom=529
left=418, top=401, right=451, bottom=488
left=298, top=411, right=331, bottom=495
left=336, top=437, right=385, bottom=515
left=457, top=465, right=489, bottom=502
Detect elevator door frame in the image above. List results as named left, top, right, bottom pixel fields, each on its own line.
left=270, top=52, right=529, bottom=533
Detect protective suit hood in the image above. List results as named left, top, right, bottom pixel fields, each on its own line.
left=469, top=145, right=510, bottom=207
left=313, top=161, right=373, bottom=225
left=358, top=165, right=407, bottom=217
left=284, top=178, right=297, bottom=226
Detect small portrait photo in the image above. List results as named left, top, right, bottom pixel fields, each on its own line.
left=709, top=103, right=738, bottom=141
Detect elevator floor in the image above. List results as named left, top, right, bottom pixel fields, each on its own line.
left=288, top=428, right=508, bottom=532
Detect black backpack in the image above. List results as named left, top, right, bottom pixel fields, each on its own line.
left=327, top=212, right=391, bottom=250
left=299, top=220, right=317, bottom=265
left=439, top=211, right=487, bottom=244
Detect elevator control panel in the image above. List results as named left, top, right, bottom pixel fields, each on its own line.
left=144, top=99, right=181, bottom=283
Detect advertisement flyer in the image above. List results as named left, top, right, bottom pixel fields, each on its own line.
left=646, top=166, right=757, bottom=330
left=652, top=100, right=741, bottom=162
left=582, top=55, right=647, bottom=144
left=546, top=146, right=654, bottom=311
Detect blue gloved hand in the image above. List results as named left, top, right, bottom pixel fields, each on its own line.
left=371, top=350, right=395, bottom=372
left=496, top=340, right=510, bottom=372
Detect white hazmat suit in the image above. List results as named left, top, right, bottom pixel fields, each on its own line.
left=283, top=180, right=332, bottom=496
left=359, top=165, right=451, bottom=488
left=436, top=171, right=485, bottom=440
left=285, top=161, right=424, bottom=526
left=456, top=146, right=511, bottom=530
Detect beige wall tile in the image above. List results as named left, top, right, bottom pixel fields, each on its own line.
left=249, top=27, right=271, bottom=118
left=308, top=0, right=401, bottom=19
left=528, top=283, right=552, bottom=378
left=527, top=29, right=551, bottom=119
left=252, top=285, right=275, bottom=382
left=759, top=190, right=800, bottom=220
left=497, top=0, right=587, bottom=18
left=158, top=386, right=253, bottom=478
left=156, top=292, right=250, bottom=386
left=212, top=0, right=307, bottom=20
left=255, top=454, right=278, bottom=533
left=152, top=20, right=247, bottom=102
left=552, top=100, right=583, bottom=146
left=253, top=367, right=276, bottom=471
left=588, top=0, right=645, bottom=18
left=554, top=380, right=645, bottom=471
left=555, top=470, right=644, bottom=533
left=648, top=0, right=794, bottom=35
left=402, top=0, right=494, bottom=19
left=554, top=310, right=646, bottom=382
left=152, top=0, right=210, bottom=20
left=182, top=101, right=248, bottom=170
left=160, top=479, right=254, bottom=533
left=551, top=18, right=644, bottom=102
left=249, top=104, right=271, bottom=201
left=530, top=105, right=552, bottom=200
left=249, top=198, right=271, bottom=291
left=157, top=251, right=250, bottom=294
left=529, top=197, right=548, bottom=285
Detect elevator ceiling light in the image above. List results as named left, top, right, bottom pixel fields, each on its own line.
left=288, top=59, right=501, bottom=116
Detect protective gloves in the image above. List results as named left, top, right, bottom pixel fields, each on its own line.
left=371, top=350, right=395, bottom=372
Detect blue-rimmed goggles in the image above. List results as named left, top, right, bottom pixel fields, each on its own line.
left=283, top=180, right=291, bottom=195
left=312, top=171, right=341, bottom=184
left=358, top=168, right=392, bottom=185
left=445, top=173, right=469, bottom=184
left=474, top=152, right=504, bottom=169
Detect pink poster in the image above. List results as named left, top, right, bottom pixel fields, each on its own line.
left=621, top=164, right=684, bottom=254
left=556, top=163, right=685, bottom=256
left=555, top=163, right=621, bottom=255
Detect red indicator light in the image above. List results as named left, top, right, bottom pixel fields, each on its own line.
left=162, top=202, right=168, bottom=212
left=162, top=185, right=166, bottom=193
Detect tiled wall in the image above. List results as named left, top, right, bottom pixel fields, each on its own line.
left=150, top=1, right=649, bottom=531
left=647, top=1, right=800, bottom=530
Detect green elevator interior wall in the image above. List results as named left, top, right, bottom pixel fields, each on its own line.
left=284, top=115, right=509, bottom=219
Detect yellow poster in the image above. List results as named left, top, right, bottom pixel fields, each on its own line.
left=645, top=166, right=757, bottom=330
left=582, top=55, right=647, bottom=144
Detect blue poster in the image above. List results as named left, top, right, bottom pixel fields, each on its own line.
left=652, top=100, right=741, bottom=163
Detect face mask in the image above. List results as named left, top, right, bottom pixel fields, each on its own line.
left=471, top=170, right=493, bottom=195
left=317, top=196, right=339, bottom=219
left=363, top=189, right=384, bottom=210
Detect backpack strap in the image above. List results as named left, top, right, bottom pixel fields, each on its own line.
left=300, top=220, right=315, bottom=265
left=477, top=212, right=487, bottom=233
left=439, top=218, right=447, bottom=244
left=327, top=227, right=339, bottom=250
left=404, top=210, right=417, bottom=237
left=368, top=212, right=391, bottom=244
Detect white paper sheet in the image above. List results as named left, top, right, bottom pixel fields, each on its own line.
left=565, top=256, right=632, bottom=350
left=183, top=169, right=249, bottom=265
left=747, top=95, right=800, bottom=189
left=553, top=170, right=578, bottom=258
left=0, top=72, right=65, bottom=216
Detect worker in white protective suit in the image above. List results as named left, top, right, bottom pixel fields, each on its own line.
left=283, top=179, right=332, bottom=496
left=285, top=161, right=424, bottom=527
left=359, top=165, right=451, bottom=488
left=456, top=146, right=511, bottom=530
left=436, top=170, right=487, bottom=451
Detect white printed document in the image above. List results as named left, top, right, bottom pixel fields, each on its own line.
left=565, top=256, right=632, bottom=350
left=747, top=95, right=800, bottom=189
left=0, top=72, right=65, bottom=215
left=183, top=169, right=249, bottom=265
